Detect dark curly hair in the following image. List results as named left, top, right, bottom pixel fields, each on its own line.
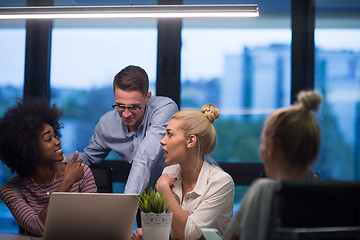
left=0, top=98, right=63, bottom=178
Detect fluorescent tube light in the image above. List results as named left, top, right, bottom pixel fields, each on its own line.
left=0, top=5, right=259, bottom=20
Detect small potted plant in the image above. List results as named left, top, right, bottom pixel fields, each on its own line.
left=138, top=188, right=173, bottom=240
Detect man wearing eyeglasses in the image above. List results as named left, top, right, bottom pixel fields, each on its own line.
left=77, top=65, right=178, bottom=194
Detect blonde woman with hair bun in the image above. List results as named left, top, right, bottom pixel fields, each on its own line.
left=132, top=104, right=235, bottom=240
left=223, top=90, right=323, bottom=240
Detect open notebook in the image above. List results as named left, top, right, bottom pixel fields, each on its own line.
left=43, top=192, right=138, bottom=240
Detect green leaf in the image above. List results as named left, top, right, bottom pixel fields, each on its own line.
left=137, top=188, right=170, bottom=213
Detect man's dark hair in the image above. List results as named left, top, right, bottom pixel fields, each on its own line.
left=0, top=98, right=63, bottom=177
left=113, top=65, right=149, bottom=96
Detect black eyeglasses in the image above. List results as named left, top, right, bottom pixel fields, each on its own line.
left=112, top=104, right=142, bottom=113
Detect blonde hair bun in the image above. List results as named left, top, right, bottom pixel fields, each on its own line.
left=297, top=91, right=322, bottom=113
left=201, top=104, right=220, bottom=123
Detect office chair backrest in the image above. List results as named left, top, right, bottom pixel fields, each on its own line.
left=90, top=165, right=113, bottom=193
left=268, top=180, right=360, bottom=240
left=219, top=162, right=265, bottom=185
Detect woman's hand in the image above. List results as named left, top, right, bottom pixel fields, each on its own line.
left=58, top=151, right=84, bottom=192
left=156, top=174, right=176, bottom=193
left=131, top=228, right=143, bottom=240
left=64, top=151, right=84, bottom=183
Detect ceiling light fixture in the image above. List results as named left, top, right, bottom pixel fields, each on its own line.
left=0, top=4, right=259, bottom=20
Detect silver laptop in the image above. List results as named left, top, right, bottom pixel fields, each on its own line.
left=43, top=192, right=139, bottom=240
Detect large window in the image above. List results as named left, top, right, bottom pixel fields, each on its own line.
left=0, top=27, right=24, bottom=115
left=51, top=20, right=158, bottom=156
left=314, top=29, right=360, bottom=180
left=314, top=0, right=360, bottom=180
left=50, top=20, right=157, bottom=192
left=181, top=28, right=291, bottom=164
left=181, top=11, right=291, bottom=207
left=0, top=23, right=25, bottom=233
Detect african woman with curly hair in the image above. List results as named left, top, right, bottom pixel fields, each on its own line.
left=0, top=98, right=97, bottom=236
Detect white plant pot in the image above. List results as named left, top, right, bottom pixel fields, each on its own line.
left=141, top=212, right=173, bottom=240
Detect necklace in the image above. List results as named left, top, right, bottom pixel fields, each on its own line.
left=30, top=172, right=57, bottom=196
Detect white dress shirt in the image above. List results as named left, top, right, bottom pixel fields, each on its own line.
left=163, top=161, right=235, bottom=240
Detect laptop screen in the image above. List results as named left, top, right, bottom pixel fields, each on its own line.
left=43, top=192, right=139, bottom=240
